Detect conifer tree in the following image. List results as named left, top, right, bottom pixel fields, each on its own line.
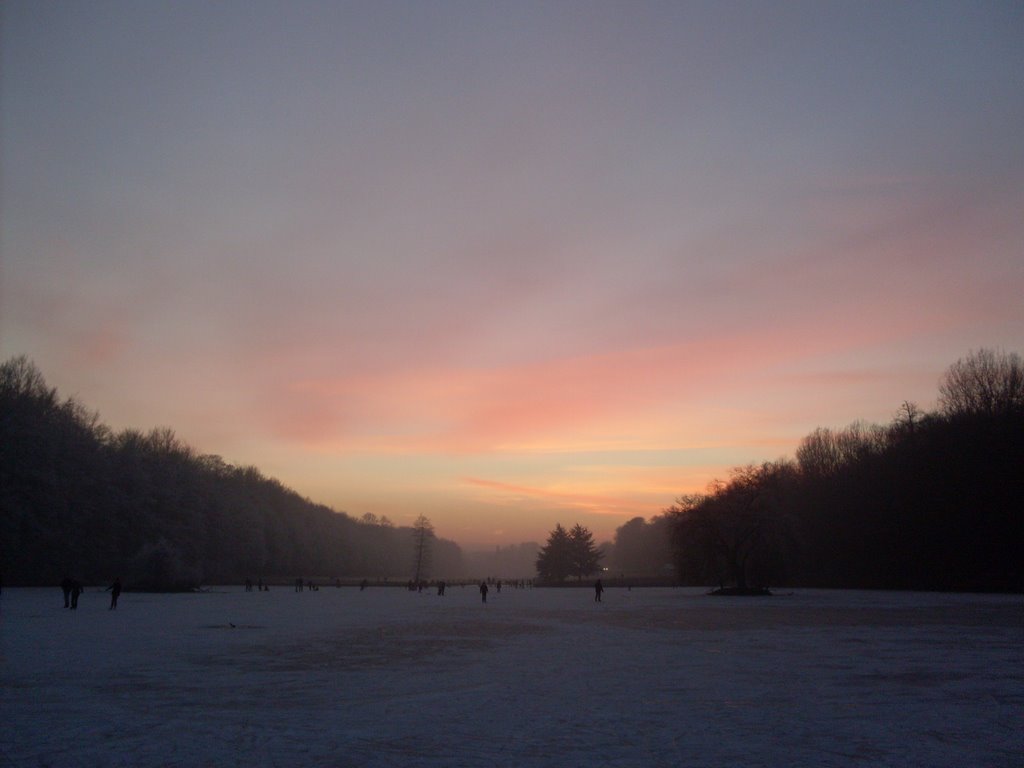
left=568, top=523, right=603, bottom=581
left=536, top=523, right=603, bottom=581
left=535, top=523, right=572, bottom=581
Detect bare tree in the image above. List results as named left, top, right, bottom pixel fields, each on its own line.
left=939, top=348, right=1024, bottom=418
left=796, top=421, right=885, bottom=477
left=893, top=401, right=924, bottom=436
left=411, top=514, right=435, bottom=583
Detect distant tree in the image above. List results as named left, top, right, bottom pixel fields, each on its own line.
left=612, top=514, right=679, bottom=576
left=892, top=401, right=924, bottom=438
left=612, top=517, right=648, bottom=574
left=411, top=514, right=434, bottom=582
left=568, top=524, right=603, bottom=581
left=431, top=536, right=466, bottom=578
left=535, top=524, right=572, bottom=581
left=939, top=348, right=1024, bottom=418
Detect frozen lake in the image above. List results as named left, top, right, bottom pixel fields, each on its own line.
left=2, top=585, right=1021, bottom=767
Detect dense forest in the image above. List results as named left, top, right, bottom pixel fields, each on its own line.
left=0, top=356, right=464, bottom=588
left=607, top=348, right=1023, bottom=592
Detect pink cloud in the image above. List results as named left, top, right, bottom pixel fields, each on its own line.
left=255, top=313, right=920, bottom=456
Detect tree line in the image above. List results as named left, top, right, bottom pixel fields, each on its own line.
left=585, top=349, right=1021, bottom=592
left=0, top=356, right=464, bottom=588
left=630, top=348, right=1022, bottom=592
left=5, top=348, right=1021, bottom=592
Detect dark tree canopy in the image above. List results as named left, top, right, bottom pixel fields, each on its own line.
left=669, top=462, right=797, bottom=591
left=668, top=348, right=1024, bottom=592
left=567, top=523, right=603, bottom=581
left=0, top=357, right=465, bottom=588
left=535, top=523, right=603, bottom=582
left=607, top=514, right=676, bottom=577
left=535, top=524, right=572, bottom=581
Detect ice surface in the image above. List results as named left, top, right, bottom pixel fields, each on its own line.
left=2, top=585, right=1021, bottom=767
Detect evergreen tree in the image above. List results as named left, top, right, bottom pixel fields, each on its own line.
left=535, top=523, right=572, bottom=581
left=568, top=524, right=603, bottom=581
left=536, top=523, right=603, bottom=581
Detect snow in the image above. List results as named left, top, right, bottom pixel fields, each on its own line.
left=2, top=585, right=1021, bottom=767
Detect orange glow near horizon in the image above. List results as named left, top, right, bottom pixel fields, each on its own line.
left=3, top=3, right=1022, bottom=549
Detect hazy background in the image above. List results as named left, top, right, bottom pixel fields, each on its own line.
left=2, top=1, right=1022, bottom=547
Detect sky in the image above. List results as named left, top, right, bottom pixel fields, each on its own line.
left=2, top=1, right=1022, bottom=549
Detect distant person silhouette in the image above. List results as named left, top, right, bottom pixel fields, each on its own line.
left=70, top=580, right=82, bottom=610
left=61, top=575, right=73, bottom=608
left=360, top=579, right=368, bottom=591
left=107, top=578, right=122, bottom=609
left=437, top=580, right=446, bottom=596
left=594, top=579, right=604, bottom=602
left=479, top=581, right=489, bottom=603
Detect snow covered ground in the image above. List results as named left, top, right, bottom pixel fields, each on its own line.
left=2, top=584, right=1021, bottom=767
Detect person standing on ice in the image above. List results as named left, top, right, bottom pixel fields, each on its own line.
left=479, top=581, right=488, bottom=603
left=594, top=579, right=604, bottom=603
left=61, top=575, right=73, bottom=608
left=107, top=577, right=122, bottom=609
left=70, top=580, right=82, bottom=610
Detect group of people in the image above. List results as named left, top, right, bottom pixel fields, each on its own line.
left=58, top=575, right=607, bottom=609
left=60, top=576, right=122, bottom=609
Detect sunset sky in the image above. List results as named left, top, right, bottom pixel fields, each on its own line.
left=2, top=2, right=1022, bottom=548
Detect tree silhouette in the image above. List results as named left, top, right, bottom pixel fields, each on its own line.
left=938, top=348, right=1024, bottom=418
left=568, top=524, right=602, bottom=581
left=0, top=356, right=467, bottom=587
left=535, top=523, right=603, bottom=581
left=535, top=524, right=572, bottom=581
left=665, top=349, right=1024, bottom=592
left=411, top=514, right=435, bottom=583
left=671, top=462, right=797, bottom=592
